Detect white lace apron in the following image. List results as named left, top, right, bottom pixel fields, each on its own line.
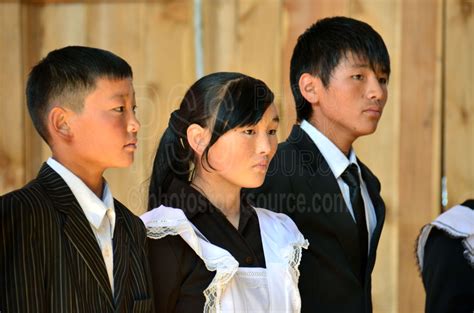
left=141, top=205, right=309, bottom=313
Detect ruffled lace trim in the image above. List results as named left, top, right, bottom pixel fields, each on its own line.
left=202, top=264, right=238, bottom=313
left=286, top=238, right=309, bottom=279
left=146, top=219, right=190, bottom=239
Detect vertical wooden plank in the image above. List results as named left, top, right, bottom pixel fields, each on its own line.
left=22, top=2, right=87, bottom=182
left=279, top=1, right=401, bottom=311
left=203, top=0, right=283, bottom=134
left=0, top=2, right=25, bottom=195
left=20, top=1, right=196, bottom=215
left=86, top=2, right=151, bottom=215
left=203, top=0, right=238, bottom=72
left=136, top=0, right=196, bottom=215
left=21, top=3, right=46, bottom=183
left=398, top=0, right=443, bottom=312
left=350, top=1, right=401, bottom=312
left=444, top=0, right=474, bottom=208
left=280, top=0, right=350, bottom=135
left=237, top=0, right=282, bottom=104
left=93, top=0, right=196, bottom=215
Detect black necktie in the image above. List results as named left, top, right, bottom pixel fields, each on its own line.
left=341, top=163, right=368, bottom=281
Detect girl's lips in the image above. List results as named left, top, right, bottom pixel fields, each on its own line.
left=253, top=162, right=269, bottom=171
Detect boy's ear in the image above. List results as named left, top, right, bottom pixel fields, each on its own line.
left=49, top=106, right=72, bottom=140
left=299, top=73, right=321, bottom=104
left=186, top=123, right=209, bottom=156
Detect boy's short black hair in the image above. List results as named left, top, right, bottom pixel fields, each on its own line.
left=26, top=46, right=133, bottom=143
left=290, top=16, right=391, bottom=122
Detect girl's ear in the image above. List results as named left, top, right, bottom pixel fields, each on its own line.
left=186, top=123, right=210, bottom=156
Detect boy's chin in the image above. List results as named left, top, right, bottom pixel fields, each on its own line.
left=109, top=158, right=135, bottom=169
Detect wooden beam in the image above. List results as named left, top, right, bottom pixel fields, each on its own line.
left=280, top=0, right=350, bottom=135
left=398, top=0, right=443, bottom=312
left=352, top=2, right=401, bottom=312
left=0, top=2, right=25, bottom=194
left=444, top=0, right=474, bottom=209
left=18, top=1, right=196, bottom=215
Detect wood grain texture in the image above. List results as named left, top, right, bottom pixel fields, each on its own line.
left=202, top=0, right=283, bottom=135
left=0, top=1, right=472, bottom=311
left=398, top=0, right=443, bottom=312
left=0, top=3, right=24, bottom=195
left=86, top=0, right=196, bottom=214
left=280, top=0, right=350, bottom=135
left=444, top=0, right=474, bottom=209
left=17, top=1, right=195, bottom=214
left=350, top=1, right=401, bottom=312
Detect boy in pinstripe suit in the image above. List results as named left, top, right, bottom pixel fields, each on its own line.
left=0, top=46, right=154, bottom=312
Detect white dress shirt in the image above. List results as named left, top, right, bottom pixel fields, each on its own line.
left=300, top=120, right=377, bottom=249
left=47, top=157, right=116, bottom=293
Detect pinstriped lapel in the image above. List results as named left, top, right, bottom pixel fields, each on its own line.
left=112, top=202, right=131, bottom=307
left=37, top=163, right=114, bottom=309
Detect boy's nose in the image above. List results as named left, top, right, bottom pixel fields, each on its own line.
left=367, top=77, right=386, bottom=102
left=128, top=113, right=140, bottom=133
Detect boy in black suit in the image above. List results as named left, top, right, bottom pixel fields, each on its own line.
left=0, top=46, right=154, bottom=312
left=246, top=16, right=390, bottom=313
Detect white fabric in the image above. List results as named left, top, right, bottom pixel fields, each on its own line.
left=141, top=205, right=309, bottom=313
left=300, top=120, right=377, bottom=249
left=47, top=157, right=115, bottom=293
left=417, top=204, right=474, bottom=270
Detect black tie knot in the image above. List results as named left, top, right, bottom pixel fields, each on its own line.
left=341, top=163, right=360, bottom=189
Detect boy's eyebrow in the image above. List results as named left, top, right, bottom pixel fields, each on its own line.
left=272, top=115, right=280, bottom=123
left=350, top=62, right=370, bottom=68
left=110, top=90, right=136, bottom=100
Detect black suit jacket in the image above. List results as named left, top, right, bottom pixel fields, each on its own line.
left=246, top=125, right=385, bottom=313
left=0, top=163, right=154, bottom=313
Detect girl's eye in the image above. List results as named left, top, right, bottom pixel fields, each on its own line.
left=113, top=106, right=125, bottom=113
left=132, top=105, right=138, bottom=113
left=268, top=129, right=277, bottom=135
left=243, top=129, right=256, bottom=135
left=378, top=77, right=388, bottom=85
left=351, top=74, right=363, bottom=80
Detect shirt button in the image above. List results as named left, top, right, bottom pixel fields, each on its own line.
left=245, top=256, right=254, bottom=265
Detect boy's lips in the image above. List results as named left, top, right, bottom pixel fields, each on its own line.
left=124, top=140, right=138, bottom=149
left=363, top=107, right=382, bottom=117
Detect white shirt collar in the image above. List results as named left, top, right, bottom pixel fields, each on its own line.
left=300, top=120, right=360, bottom=178
left=47, top=157, right=115, bottom=233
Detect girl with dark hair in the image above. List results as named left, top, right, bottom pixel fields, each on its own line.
left=141, top=72, right=308, bottom=313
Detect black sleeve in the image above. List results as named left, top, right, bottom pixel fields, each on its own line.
left=147, top=235, right=215, bottom=313
left=423, top=228, right=474, bottom=313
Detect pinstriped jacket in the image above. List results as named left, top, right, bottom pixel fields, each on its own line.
left=0, top=163, right=154, bottom=313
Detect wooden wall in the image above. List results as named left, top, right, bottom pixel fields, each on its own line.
left=0, top=0, right=472, bottom=312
